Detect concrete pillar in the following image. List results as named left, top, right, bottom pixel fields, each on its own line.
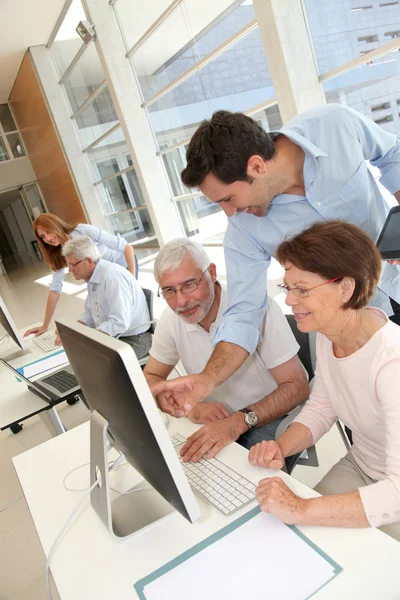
left=253, top=0, right=326, bottom=123
left=82, top=0, right=184, bottom=245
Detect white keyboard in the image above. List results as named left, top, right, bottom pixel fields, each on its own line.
left=171, top=433, right=256, bottom=516
left=32, top=331, right=59, bottom=352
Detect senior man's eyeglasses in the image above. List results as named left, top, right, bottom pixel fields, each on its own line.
left=278, top=277, right=342, bottom=299
left=159, top=267, right=210, bottom=299
left=67, top=258, right=85, bottom=270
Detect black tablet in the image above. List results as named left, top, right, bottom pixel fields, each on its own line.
left=376, top=205, right=400, bottom=260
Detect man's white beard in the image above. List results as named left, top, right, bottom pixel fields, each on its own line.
left=175, top=280, right=215, bottom=324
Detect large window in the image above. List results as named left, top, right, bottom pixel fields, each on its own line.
left=115, top=0, right=277, bottom=240
left=0, top=104, right=26, bottom=162
left=304, top=0, right=400, bottom=135
left=48, top=0, right=156, bottom=246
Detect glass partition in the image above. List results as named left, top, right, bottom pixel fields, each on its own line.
left=130, top=0, right=256, bottom=102
left=75, top=86, right=119, bottom=147
left=116, top=0, right=275, bottom=240
left=303, top=0, right=400, bottom=135
left=50, top=0, right=87, bottom=78
left=0, top=103, right=26, bottom=162
left=63, top=43, right=105, bottom=113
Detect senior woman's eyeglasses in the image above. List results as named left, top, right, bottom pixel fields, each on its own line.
left=278, top=277, right=342, bottom=299
left=158, top=267, right=210, bottom=299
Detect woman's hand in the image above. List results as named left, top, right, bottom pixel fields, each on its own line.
left=248, top=440, right=285, bottom=470
left=256, top=477, right=307, bottom=525
left=24, top=325, right=48, bottom=337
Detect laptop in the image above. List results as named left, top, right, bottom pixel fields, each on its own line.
left=0, top=358, right=80, bottom=403
left=376, top=205, right=400, bottom=260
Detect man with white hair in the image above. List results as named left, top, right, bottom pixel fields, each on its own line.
left=144, top=239, right=309, bottom=462
left=60, top=236, right=152, bottom=359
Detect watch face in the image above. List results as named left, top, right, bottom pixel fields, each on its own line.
left=244, top=411, right=258, bottom=428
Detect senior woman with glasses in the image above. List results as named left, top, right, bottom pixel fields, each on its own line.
left=249, top=220, right=400, bottom=541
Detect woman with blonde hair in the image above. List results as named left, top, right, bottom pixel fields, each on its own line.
left=249, top=220, right=400, bottom=541
left=24, top=213, right=137, bottom=338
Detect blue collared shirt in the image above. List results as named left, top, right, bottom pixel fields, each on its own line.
left=80, top=259, right=150, bottom=337
left=213, top=104, right=400, bottom=354
left=50, top=224, right=128, bottom=293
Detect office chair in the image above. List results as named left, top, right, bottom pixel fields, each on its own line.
left=138, top=288, right=157, bottom=368
left=138, top=288, right=184, bottom=376
left=134, top=254, right=139, bottom=279
left=277, top=314, right=351, bottom=474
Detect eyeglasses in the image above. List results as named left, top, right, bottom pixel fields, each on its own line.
left=67, top=258, right=85, bottom=270
left=158, top=267, right=210, bottom=299
left=278, top=277, right=342, bottom=299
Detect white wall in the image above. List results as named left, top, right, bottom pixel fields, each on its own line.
left=0, top=157, right=37, bottom=193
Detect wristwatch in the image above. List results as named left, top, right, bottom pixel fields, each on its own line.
left=239, top=407, right=259, bottom=429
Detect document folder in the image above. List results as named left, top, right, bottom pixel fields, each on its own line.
left=134, top=506, right=342, bottom=600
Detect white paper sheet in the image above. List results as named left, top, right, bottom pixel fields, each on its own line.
left=24, top=352, right=69, bottom=378
left=143, top=512, right=337, bottom=600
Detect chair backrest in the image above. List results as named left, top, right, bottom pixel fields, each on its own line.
left=141, top=287, right=156, bottom=334
left=285, top=314, right=316, bottom=381
left=134, top=254, right=139, bottom=279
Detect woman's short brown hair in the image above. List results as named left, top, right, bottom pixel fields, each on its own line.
left=276, top=220, right=382, bottom=310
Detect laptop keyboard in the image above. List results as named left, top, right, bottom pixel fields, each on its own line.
left=32, top=331, right=59, bottom=353
left=41, top=370, right=78, bottom=393
left=171, top=432, right=256, bottom=516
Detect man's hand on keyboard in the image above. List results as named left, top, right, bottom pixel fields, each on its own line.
left=151, top=373, right=215, bottom=417
left=54, top=331, right=62, bottom=346
left=180, top=412, right=248, bottom=462
left=188, top=402, right=230, bottom=424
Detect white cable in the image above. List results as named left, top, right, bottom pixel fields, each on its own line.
left=63, top=453, right=127, bottom=492
left=46, top=480, right=98, bottom=600
left=0, top=495, right=23, bottom=512
left=63, top=462, right=91, bottom=492
left=47, top=469, right=150, bottom=598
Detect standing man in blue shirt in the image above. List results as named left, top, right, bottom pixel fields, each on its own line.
left=151, top=104, right=400, bottom=417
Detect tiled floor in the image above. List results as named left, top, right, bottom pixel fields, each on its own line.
left=0, top=253, right=348, bottom=599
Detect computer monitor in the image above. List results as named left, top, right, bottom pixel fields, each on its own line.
left=376, top=205, right=400, bottom=260
left=0, top=296, right=28, bottom=360
left=56, top=318, right=202, bottom=540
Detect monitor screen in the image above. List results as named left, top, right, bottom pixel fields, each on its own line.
left=0, top=296, right=27, bottom=359
left=377, top=207, right=400, bottom=259
left=56, top=318, right=201, bottom=526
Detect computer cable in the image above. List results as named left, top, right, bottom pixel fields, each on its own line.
left=0, top=434, right=28, bottom=513
left=47, top=464, right=151, bottom=599
left=46, top=479, right=99, bottom=600
left=62, top=452, right=149, bottom=496
left=0, top=495, right=24, bottom=513
left=62, top=451, right=126, bottom=492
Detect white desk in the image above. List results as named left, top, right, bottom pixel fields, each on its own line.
left=0, top=338, right=70, bottom=436
left=13, top=418, right=400, bottom=600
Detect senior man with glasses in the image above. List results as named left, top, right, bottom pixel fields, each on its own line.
left=144, top=238, right=309, bottom=463
left=59, top=236, right=152, bottom=359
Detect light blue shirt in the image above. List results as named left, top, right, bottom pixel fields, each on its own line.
left=50, top=224, right=128, bottom=293
left=213, top=104, right=400, bottom=354
left=80, top=259, right=150, bottom=337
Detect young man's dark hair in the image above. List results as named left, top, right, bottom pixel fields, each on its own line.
left=181, top=110, right=276, bottom=188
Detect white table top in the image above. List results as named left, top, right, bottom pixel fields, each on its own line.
left=13, top=418, right=400, bottom=600
left=0, top=338, right=58, bottom=429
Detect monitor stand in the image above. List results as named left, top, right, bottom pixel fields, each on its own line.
left=90, top=410, right=175, bottom=540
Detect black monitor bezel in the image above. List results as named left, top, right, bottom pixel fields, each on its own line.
left=376, top=205, right=400, bottom=260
